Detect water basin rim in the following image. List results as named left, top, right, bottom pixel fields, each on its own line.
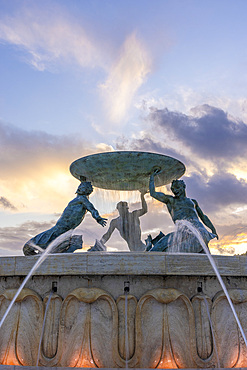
left=69, top=151, right=186, bottom=191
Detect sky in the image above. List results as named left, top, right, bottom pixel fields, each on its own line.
left=0, top=0, right=247, bottom=255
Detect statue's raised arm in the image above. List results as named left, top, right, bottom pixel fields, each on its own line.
left=133, top=190, right=148, bottom=218
left=149, top=170, right=173, bottom=204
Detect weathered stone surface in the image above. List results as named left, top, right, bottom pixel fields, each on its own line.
left=41, top=294, right=63, bottom=363
left=116, top=295, right=137, bottom=365
left=0, top=253, right=245, bottom=277
left=0, top=254, right=247, bottom=368
left=0, top=289, right=43, bottom=366
left=191, top=295, right=212, bottom=360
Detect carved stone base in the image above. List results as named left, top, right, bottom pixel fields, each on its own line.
left=0, top=253, right=247, bottom=368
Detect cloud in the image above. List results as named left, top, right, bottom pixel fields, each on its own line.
left=0, top=206, right=111, bottom=255
left=0, top=5, right=152, bottom=125
left=0, top=197, right=17, bottom=211
left=0, top=120, right=109, bottom=213
left=0, top=5, right=104, bottom=71
left=148, top=104, right=247, bottom=160
left=138, top=86, right=247, bottom=125
left=0, top=120, right=93, bottom=181
left=115, top=105, right=247, bottom=216
left=0, top=212, right=112, bottom=255
left=1, top=103, right=247, bottom=255
left=142, top=104, right=247, bottom=213
left=100, top=33, right=151, bottom=124
left=115, top=135, right=188, bottom=165
left=209, top=224, right=247, bottom=255
left=0, top=120, right=92, bottom=171
left=184, top=172, right=247, bottom=211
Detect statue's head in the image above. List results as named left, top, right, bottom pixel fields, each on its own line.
left=171, top=179, right=186, bottom=197
left=116, top=201, right=129, bottom=215
left=76, top=181, right=93, bottom=195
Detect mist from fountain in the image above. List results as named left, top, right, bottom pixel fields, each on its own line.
left=175, top=219, right=247, bottom=348
left=0, top=230, right=72, bottom=330
left=92, top=188, right=141, bottom=215
left=167, top=221, right=197, bottom=253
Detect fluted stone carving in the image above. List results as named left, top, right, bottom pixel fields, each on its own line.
left=56, top=288, right=118, bottom=368
left=117, top=295, right=135, bottom=359
left=0, top=286, right=247, bottom=368
left=191, top=294, right=213, bottom=360
left=39, top=293, right=63, bottom=366
left=136, top=289, right=196, bottom=368
left=0, top=289, right=44, bottom=366
left=116, top=295, right=138, bottom=367
left=211, top=289, right=247, bottom=368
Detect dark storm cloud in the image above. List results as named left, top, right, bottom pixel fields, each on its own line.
left=148, top=104, right=247, bottom=159
left=184, top=172, right=247, bottom=212
left=0, top=197, right=17, bottom=210
left=116, top=111, right=247, bottom=213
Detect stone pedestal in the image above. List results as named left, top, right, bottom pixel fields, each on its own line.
left=0, top=253, right=247, bottom=368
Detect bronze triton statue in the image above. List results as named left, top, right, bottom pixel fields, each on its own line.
left=99, top=190, right=147, bottom=251
left=23, top=181, right=107, bottom=255
left=146, top=171, right=218, bottom=253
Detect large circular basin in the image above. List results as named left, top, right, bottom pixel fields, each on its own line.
left=70, top=151, right=185, bottom=191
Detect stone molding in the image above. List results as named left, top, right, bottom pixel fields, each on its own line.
left=0, top=286, right=247, bottom=368
left=0, top=253, right=246, bottom=277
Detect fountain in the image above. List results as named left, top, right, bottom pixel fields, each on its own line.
left=0, top=151, right=247, bottom=369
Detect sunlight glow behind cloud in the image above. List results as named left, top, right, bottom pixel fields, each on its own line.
left=0, top=6, right=152, bottom=129
left=100, top=33, right=152, bottom=124
left=210, top=232, right=247, bottom=256
left=0, top=120, right=105, bottom=213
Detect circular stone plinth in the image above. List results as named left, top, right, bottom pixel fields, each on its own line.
left=70, top=151, right=186, bottom=191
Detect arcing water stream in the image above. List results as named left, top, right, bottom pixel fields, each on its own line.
left=0, top=230, right=72, bottom=330
left=176, top=220, right=247, bottom=348
left=202, top=294, right=220, bottom=368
